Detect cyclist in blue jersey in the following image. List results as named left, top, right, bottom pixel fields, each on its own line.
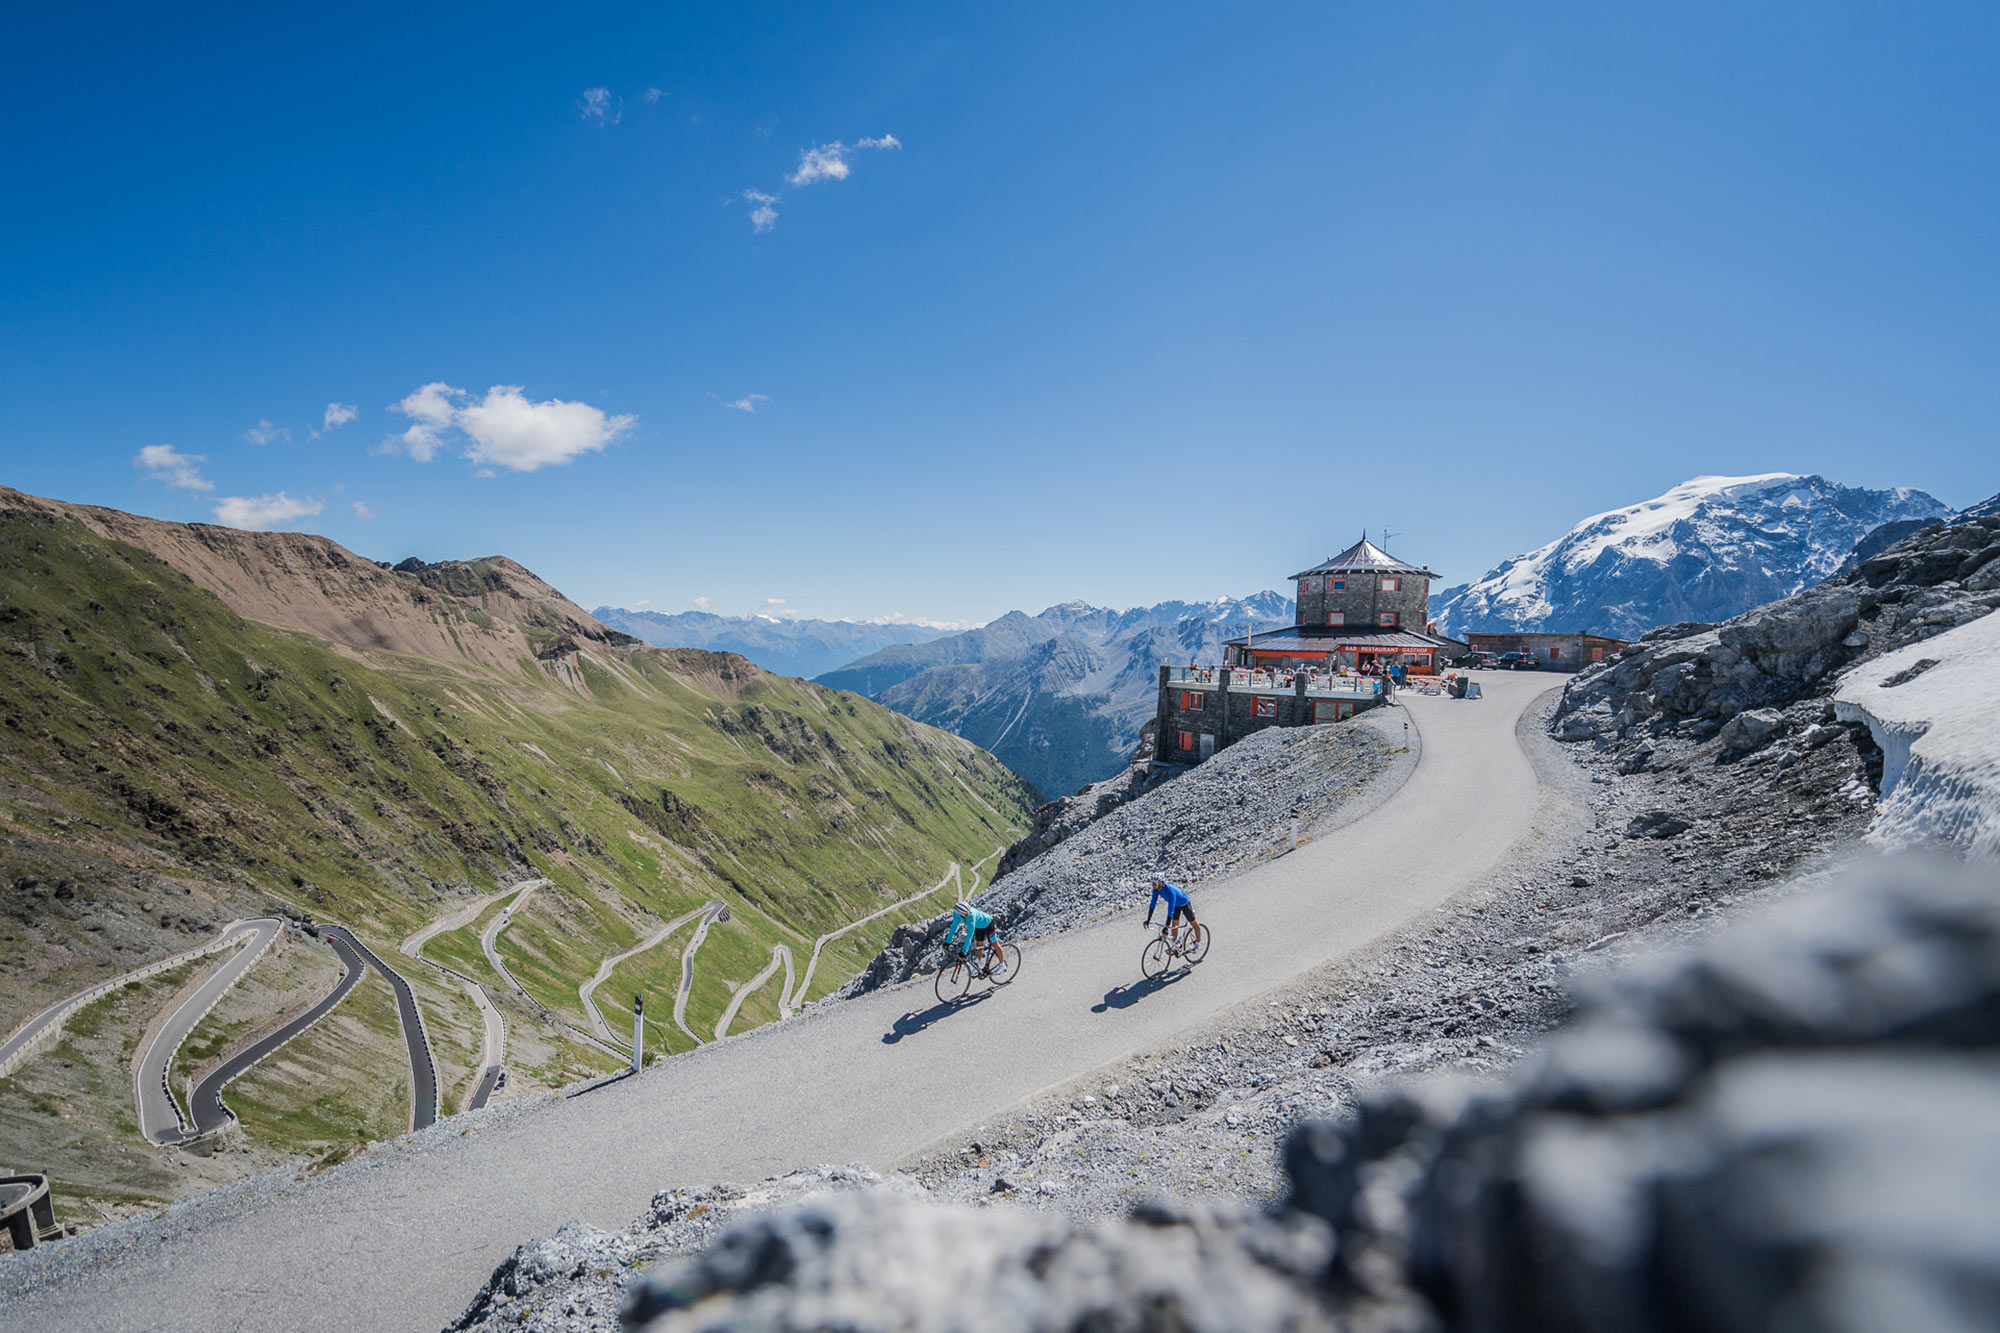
left=1142, top=876, right=1197, bottom=936
left=945, top=899, right=1007, bottom=975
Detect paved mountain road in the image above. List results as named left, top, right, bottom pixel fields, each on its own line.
left=320, top=927, right=438, bottom=1133
left=5, top=675, right=1560, bottom=1331
left=132, top=919, right=283, bottom=1146
left=183, top=933, right=365, bottom=1137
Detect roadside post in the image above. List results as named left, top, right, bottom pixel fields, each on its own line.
left=631, top=994, right=644, bottom=1073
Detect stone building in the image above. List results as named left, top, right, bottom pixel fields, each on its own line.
left=1464, top=631, right=1628, bottom=672
left=1154, top=664, right=1385, bottom=763
left=1224, top=537, right=1459, bottom=673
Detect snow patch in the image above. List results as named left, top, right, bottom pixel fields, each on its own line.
left=1834, top=608, right=2000, bottom=859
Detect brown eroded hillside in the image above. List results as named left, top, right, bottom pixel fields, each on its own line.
left=0, top=486, right=632, bottom=672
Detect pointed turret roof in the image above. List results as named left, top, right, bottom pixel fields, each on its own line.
left=1292, top=537, right=1437, bottom=580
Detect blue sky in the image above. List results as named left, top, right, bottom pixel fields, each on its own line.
left=3, top=2, right=1995, bottom=625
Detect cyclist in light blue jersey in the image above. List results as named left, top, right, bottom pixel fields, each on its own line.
left=1142, top=876, right=1197, bottom=935
left=945, top=899, right=1006, bottom=975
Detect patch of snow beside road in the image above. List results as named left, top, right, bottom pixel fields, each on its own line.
left=1835, top=607, right=2000, bottom=859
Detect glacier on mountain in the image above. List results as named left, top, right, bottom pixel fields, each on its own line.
left=1434, top=473, right=1948, bottom=640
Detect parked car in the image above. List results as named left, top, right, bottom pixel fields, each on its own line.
left=1493, top=651, right=1539, bottom=670
left=1462, top=651, right=1495, bottom=670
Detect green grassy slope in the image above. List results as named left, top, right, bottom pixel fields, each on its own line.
left=0, top=505, right=1035, bottom=1179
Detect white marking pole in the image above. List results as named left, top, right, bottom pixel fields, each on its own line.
left=631, top=994, right=644, bottom=1073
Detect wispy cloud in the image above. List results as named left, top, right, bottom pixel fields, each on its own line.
left=736, top=134, right=901, bottom=232
left=692, top=596, right=711, bottom=611
left=635, top=597, right=652, bottom=607
left=243, top=419, right=291, bottom=446
left=786, top=135, right=900, bottom=187
left=742, top=189, right=779, bottom=232
left=133, top=444, right=213, bottom=493
left=712, top=392, right=771, bottom=413
left=323, top=402, right=358, bottom=431
left=642, top=87, right=665, bottom=104
left=386, top=382, right=636, bottom=472
left=350, top=500, right=373, bottom=520
left=213, top=492, right=323, bottom=531
left=579, top=87, right=620, bottom=123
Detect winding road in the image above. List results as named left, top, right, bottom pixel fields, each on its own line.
left=181, top=933, right=365, bottom=1138
left=403, top=887, right=540, bottom=1113
left=319, top=927, right=438, bottom=1133
left=4, top=674, right=1562, bottom=1332
left=579, top=901, right=723, bottom=1049
left=0, top=918, right=271, bottom=1082
left=132, top=919, right=283, bottom=1147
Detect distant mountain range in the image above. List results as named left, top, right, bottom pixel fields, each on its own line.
left=592, top=608, right=957, bottom=680
left=1432, top=474, right=1950, bottom=641
left=817, top=594, right=1293, bottom=799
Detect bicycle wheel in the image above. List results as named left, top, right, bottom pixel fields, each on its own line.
left=1183, top=923, right=1211, bottom=965
left=988, top=941, right=1020, bottom=987
left=935, top=957, right=971, bottom=1004
left=1140, top=936, right=1172, bottom=980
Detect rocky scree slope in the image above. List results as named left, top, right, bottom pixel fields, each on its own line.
left=1433, top=473, right=1947, bottom=641
left=453, top=857, right=1999, bottom=1333
left=841, top=719, right=1403, bottom=996
left=1549, top=499, right=2000, bottom=762
left=817, top=593, right=1293, bottom=798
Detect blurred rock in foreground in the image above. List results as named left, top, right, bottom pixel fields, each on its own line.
left=602, top=857, right=1998, bottom=1333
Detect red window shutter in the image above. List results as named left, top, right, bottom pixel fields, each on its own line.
left=1178, top=731, right=1196, bottom=752
left=1549, top=646, right=1562, bottom=660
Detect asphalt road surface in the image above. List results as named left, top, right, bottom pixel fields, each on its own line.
left=320, top=927, right=438, bottom=1133
left=183, top=933, right=365, bottom=1138
left=0, top=919, right=263, bottom=1078
left=133, top=919, right=283, bottom=1147
left=8, top=675, right=1560, bottom=1331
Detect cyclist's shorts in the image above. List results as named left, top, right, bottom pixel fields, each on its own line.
left=974, top=923, right=996, bottom=943
left=1171, top=902, right=1194, bottom=924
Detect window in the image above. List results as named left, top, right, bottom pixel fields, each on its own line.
left=1332, top=579, right=1346, bottom=591
left=1177, top=731, right=1196, bottom=752
left=1378, top=611, right=1398, bottom=626
left=1180, top=691, right=1203, bottom=711
left=1381, top=577, right=1399, bottom=592
left=1326, top=611, right=1345, bottom=626
left=1253, top=696, right=1277, bottom=719
left=1592, top=646, right=1605, bottom=662
left=1548, top=645, right=1562, bottom=660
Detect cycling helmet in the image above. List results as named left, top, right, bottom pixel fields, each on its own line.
left=953, top=899, right=972, bottom=916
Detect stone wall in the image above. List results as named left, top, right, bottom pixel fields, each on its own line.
left=1154, top=667, right=1383, bottom=764
left=1295, top=570, right=1430, bottom=631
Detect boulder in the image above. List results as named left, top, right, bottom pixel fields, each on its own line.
left=1718, top=707, right=1784, bottom=753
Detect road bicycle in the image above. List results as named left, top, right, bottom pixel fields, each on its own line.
left=1140, top=918, right=1211, bottom=980
left=935, top=938, right=1021, bottom=1004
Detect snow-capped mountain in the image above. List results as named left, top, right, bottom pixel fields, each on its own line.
left=1433, top=474, right=1949, bottom=640
left=591, top=607, right=958, bottom=679
left=818, top=591, right=1292, bottom=797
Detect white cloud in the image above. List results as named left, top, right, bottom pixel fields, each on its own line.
left=715, top=392, right=770, bottom=413
left=455, top=385, right=636, bottom=471
left=635, top=598, right=652, bottom=607
left=692, top=596, right=711, bottom=611
left=579, top=87, right=620, bottom=123
left=387, top=381, right=459, bottom=461
left=212, top=492, right=323, bottom=531
left=350, top=500, right=373, bottom=520
left=323, top=402, right=358, bottom=431
left=134, top=444, right=213, bottom=493
left=742, top=188, right=778, bottom=232
left=243, top=419, right=291, bottom=446
left=787, top=143, right=852, bottom=187
left=642, top=87, right=665, bottom=103
left=785, top=135, right=900, bottom=187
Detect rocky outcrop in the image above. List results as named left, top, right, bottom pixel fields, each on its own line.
left=1551, top=509, right=2000, bottom=752
left=583, top=859, right=2000, bottom=1333
left=994, top=757, right=1162, bottom=880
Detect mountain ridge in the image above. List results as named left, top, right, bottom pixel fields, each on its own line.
left=1432, top=473, right=1948, bottom=640
left=593, top=607, right=958, bottom=681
